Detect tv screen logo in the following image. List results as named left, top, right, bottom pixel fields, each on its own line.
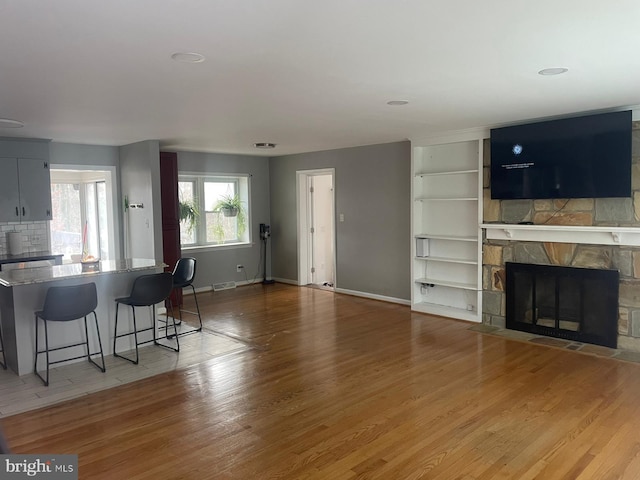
left=512, top=144, right=523, bottom=155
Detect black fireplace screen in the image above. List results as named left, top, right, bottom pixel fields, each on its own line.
left=506, top=262, right=619, bottom=348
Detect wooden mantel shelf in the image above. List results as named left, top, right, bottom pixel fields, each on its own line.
left=481, top=223, right=640, bottom=246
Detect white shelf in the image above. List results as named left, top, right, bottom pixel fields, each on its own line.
left=415, top=277, right=479, bottom=291
left=482, top=223, right=640, bottom=246
left=415, top=234, right=477, bottom=242
left=415, top=197, right=477, bottom=201
left=415, top=256, right=477, bottom=265
left=412, top=302, right=480, bottom=323
left=412, top=137, right=483, bottom=322
left=415, top=169, right=479, bottom=177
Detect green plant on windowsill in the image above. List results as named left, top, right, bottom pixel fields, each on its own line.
left=179, top=199, right=199, bottom=233
left=212, top=194, right=247, bottom=241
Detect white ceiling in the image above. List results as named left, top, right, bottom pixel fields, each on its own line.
left=1, top=0, right=639, bottom=156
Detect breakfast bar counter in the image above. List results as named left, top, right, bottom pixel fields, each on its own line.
left=0, top=258, right=165, bottom=375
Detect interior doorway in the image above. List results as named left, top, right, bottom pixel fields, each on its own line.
left=297, top=169, right=336, bottom=289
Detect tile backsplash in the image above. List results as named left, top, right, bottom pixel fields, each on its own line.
left=0, top=222, right=50, bottom=255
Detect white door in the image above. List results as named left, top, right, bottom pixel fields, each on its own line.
left=310, top=175, right=334, bottom=286
left=297, top=169, right=336, bottom=288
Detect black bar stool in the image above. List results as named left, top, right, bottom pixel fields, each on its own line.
left=34, top=282, right=106, bottom=386
left=113, top=272, right=179, bottom=364
left=0, top=326, right=6, bottom=370
left=167, top=257, right=202, bottom=337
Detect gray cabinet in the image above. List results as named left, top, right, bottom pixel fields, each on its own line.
left=0, top=158, right=20, bottom=221
left=0, top=157, right=51, bottom=222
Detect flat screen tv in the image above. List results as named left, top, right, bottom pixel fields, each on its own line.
left=490, top=110, right=632, bottom=200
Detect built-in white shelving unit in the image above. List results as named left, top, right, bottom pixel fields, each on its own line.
left=411, top=136, right=483, bottom=322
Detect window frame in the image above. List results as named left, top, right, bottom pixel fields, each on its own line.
left=50, top=167, right=117, bottom=261
left=178, top=173, right=251, bottom=250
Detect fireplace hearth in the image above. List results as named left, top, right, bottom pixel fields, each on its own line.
left=505, top=262, right=619, bottom=348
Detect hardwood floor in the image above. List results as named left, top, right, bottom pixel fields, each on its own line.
left=3, top=283, right=640, bottom=479
left=0, top=325, right=248, bottom=418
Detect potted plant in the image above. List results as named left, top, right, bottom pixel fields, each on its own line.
left=178, top=199, right=199, bottom=233
left=213, top=194, right=247, bottom=239
left=214, top=194, right=243, bottom=217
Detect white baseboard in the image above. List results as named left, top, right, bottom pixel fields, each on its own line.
left=181, top=281, right=410, bottom=307
left=271, top=277, right=299, bottom=286
left=181, top=285, right=213, bottom=296
left=334, top=287, right=410, bottom=306
left=182, top=279, right=267, bottom=296
left=236, top=279, right=266, bottom=286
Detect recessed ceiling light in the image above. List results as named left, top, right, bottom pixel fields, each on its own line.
left=253, top=142, right=276, bottom=149
left=0, top=118, right=24, bottom=128
left=387, top=100, right=409, bottom=106
left=171, top=52, right=205, bottom=63
left=538, top=67, right=568, bottom=76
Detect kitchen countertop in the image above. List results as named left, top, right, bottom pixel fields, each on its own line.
left=0, top=258, right=164, bottom=287
left=0, top=251, right=64, bottom=264
left=0, top=258, right=168, bottom=376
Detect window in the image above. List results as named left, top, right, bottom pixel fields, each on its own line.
left=50, top=169, right=116, bottom=261
left=50, top=183, right=82, bottom=258
left=178, top=174, right=250, bottom=248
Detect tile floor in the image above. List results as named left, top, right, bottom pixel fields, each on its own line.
left=470, top=323, right=640, bottom=364
left=0, top=330, right=249, bottom=418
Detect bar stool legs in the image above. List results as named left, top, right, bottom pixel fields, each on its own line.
left=0, top=327, right=6, bottom=370
left=34, top=312, right=106, bottom=386
left=165, top=285, right=202, bottom=338
left=113, top=301, right=140, bottom=364
left=113, top=272, right=179, bottom=365
left=113, top=301, right=179, bottom=365
left=33, top=282, right=106, bottom=386
left=165, top=257, right=203, bottom=338
left=180, top=282, right=202, bottom=332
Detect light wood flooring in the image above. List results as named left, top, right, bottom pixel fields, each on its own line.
left=0, top=324, right=248, bottom=418
left=3, top=283, right=640, bottom=479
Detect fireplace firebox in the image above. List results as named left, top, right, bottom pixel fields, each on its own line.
left=505, top=262, right=619, bottom=348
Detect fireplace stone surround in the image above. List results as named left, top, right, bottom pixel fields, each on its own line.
left=505, top=261, right=619, bottom=348
left=481, top=121, right=640, bottom=352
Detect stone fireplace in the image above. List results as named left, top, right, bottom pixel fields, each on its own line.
left=482, top=238, right=640, bottom=349
left=505, top=262, right=619, bottom=348
left=481, top=122, right=640, bottom=352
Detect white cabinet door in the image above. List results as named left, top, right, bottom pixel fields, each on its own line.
left=0, top=157, right=21, bottom=222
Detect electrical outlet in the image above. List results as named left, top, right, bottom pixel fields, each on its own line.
left=236, top=264, right=244, bottom=272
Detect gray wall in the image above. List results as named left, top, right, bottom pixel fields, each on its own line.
left=269, top=141, right=411, bottom=301
left=10, top=137, right=410, bottom=301
left=120, top=141, right=162, bottom=261
left=50, top=142, right=119, bottom=167
left=0, top=137, right=49, bottom=159
left=176, top=151, right=270, bottom=289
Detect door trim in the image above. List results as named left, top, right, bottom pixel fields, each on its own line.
left=296, top=168, right=336, bottom=286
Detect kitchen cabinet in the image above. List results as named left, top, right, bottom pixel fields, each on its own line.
left=0, top=157, right=52, bottom=222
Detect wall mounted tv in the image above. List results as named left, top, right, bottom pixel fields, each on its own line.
left=490, top=110, right=632, bottom=200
